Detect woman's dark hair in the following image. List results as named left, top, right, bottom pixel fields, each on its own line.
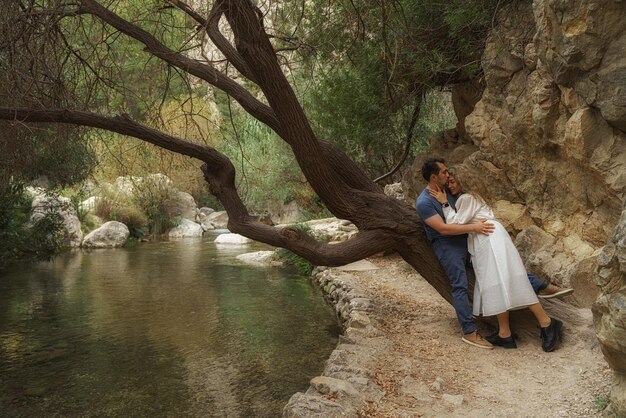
left=421, top=157, right=445, bottom=181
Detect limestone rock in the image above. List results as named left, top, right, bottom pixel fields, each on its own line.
left=401, top=1, right=624, bottom=402
left=82, top=221, right=129, bottom=248
left=347, top=312, right=371, bottom=329
left=302, top=218, right=358, bottom=242
left=170, top=191, right=198, bottom=221
left=282, top=392, right=347, bottom=418
left=198, top=207, right=215, bottom=216
left=30, top=194, right=83, bottom=248
left=80, top=196, right=99, bottom=212
left=383, top=183, right=404, bottom=201
left=213, top=233, right=251, bottom=245
left=310, top=376, right=361, bottom=399
left=168, top=218, right=203, bottom=238
left=272, top=200, right=303, bottom=225
left=533, top=0, right=626, bottom=131
left=492, top=200, right=534, bottom=236
left=569, top=255, right=600, bottom=307
left=236, top=250, right=283, bottom=267
left=593, top=202, right=626, bottom=416
left=195, top=211, right=215, bottom=231
left=25, top=186, right=46, bottom=200
left=205, top=210, right=229, bottom=229
left=442, top=393, right=464, bottom=408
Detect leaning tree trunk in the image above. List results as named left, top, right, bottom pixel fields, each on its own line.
left=0, top=0, right=463, bottom=305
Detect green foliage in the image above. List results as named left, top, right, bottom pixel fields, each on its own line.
left=276, top=225, right=316, bottom=275
left=65, top=187, right=91, bottom=225
left=133, top=182, right=178, bottom=237
left=0, top=124, right=96, bottom=189
left=2, top=0, right=498, bottom=236
left=59, top=2, right=192, bottom=121
left=218, top=106, right=327, bottom=219
left=1, top=4, right=96, bottom=189
left=109, top=205, right=149, bottom=239
left=21, top=209, right=65, bottom=262
left=94, top=196, right=151, bottom=239
left=192, top=189, right=224, bottom=211
left=93, top=178, right=181, bottom=239
left=593, top=396, right=609, bottom=411
left=0, top=181, right=64, bottom=269
left=290, top=0, right=499, bottom=179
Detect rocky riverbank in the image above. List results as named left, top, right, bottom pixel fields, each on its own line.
left=284, top=255, right=612, bottom=417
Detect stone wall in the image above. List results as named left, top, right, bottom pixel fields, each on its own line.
left=403, top=0, right=626, bottom=412
left=283, top=267, right=384, bottom=417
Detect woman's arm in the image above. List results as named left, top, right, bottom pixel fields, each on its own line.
left=424, top=214, right=494, bottom=236
left=451, top=194, right=482, bottom=225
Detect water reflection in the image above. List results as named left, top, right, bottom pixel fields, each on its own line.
left=0, top=237, right=338, bottom=417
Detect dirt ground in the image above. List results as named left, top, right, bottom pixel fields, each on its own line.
left=343, top=255, right=613, bottom=418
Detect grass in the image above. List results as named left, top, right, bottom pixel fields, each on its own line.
left=592, top=395, right=609, bottom=411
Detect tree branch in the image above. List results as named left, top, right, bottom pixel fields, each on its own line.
left=165, top=0, right=260, bottom=84
left=224, top=218, right=398, bottom=266
left=0, top=106, right=409, bottom=268
left=374, top=96, right=421, bottom=183
left=0, top=107, right=222, bottom=163
left=206, top=0, right=260, bottom=84
left=78, top=0, right=281, bottom=135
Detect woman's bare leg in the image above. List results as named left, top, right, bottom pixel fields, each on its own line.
left=496, top=311, right=512, bottom=337
left=528, top=303, right=551, bottom=327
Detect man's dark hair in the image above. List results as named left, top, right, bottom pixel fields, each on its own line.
left=421, top=157, right=445, bottom=181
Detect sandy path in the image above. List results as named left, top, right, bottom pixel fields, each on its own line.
left=340, top=255, right=612, bottom=417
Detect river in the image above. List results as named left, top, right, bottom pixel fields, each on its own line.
left=0, top=235, right=339, bottom=417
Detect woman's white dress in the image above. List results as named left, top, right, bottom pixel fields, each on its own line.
left=444, top=194, right=539, bottom=316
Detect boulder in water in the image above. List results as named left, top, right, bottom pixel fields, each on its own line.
left=168, top=219, right=204, bottom=238
left=82, top=221, right=129, bottom=248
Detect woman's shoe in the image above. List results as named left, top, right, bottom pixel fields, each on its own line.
left=540, top=318, right=563, bottom=352
left=486, top=333, right=517, bottom=349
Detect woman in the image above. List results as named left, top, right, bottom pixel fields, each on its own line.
left=429, top=165, right=562, bottom=352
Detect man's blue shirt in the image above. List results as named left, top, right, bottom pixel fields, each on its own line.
left=415, top=188, right=446, bottom=241
left=415, top=188, right=464, bottom=241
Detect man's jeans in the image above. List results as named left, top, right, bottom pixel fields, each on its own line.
left=527, top=273, right=548, bottom=292
left=432, top=236, right=476, bottom=334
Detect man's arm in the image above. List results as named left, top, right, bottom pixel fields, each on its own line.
left=424, top=214, right=494, bottom=236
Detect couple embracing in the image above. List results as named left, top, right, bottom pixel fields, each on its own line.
left=416, top=158, right=572, bottom=352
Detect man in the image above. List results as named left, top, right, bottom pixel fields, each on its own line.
left=416, top=158, right=571, bottom=349
left=416, top=157, right=495, bottom=348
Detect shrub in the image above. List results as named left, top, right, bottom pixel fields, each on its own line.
left=132, top=180, right=178, bottom=236
left=109, top=205, right=148, bottom=239
left=0, top=180, right=64, bottom=269
left=93, top=192, right=148, bottom=238
left=91, top=176, right=181, bottom=238
left=94, top=196, right=114, bottom=220
left=275, top=224, right=316, bottom=275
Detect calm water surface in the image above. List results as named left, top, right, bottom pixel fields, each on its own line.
left=0, top=236, right=339, bottom=417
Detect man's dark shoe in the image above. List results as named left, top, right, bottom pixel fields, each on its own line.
left=540, top=318, right=563, bottom=352
left=486, top=333, right=517, bottom=349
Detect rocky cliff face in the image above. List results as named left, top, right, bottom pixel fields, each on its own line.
left=404, top=0, right=625, bottom=412
left=595, top=204, right=626, bottom=416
